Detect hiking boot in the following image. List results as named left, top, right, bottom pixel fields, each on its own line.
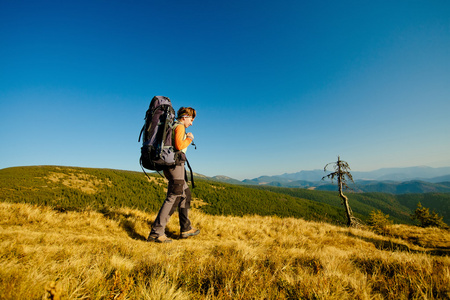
left=147, top=235, right=172, bottom=243
left=180, top=228, right=200, bottom=239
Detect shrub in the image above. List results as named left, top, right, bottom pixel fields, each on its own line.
left=368, top=210, right=393, bottom=235
left=411, top=202, right=448, bottom=229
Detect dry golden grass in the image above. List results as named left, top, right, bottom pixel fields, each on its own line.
left=45, top=171, right=113, bottom=194
left=0, top=201, right=449, bottom=299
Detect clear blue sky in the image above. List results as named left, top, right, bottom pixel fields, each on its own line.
left=1, top=0, right=449, bottom=180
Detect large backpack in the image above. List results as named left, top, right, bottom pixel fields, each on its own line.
left=138, top=96, right=179, bottom=171
left=138, top=96, right=195, bottom=187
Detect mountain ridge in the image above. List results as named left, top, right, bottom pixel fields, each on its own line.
left=207, top=166, right=450, bottom=194
left=246, top=166, right=450, bottom=182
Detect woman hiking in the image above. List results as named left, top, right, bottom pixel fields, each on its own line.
left=147, top=107, right=200, bottom=243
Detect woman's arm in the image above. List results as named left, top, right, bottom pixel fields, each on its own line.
left=174, top=125, right=193, bottom=150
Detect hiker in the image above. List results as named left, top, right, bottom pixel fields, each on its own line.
left=147, top=107, right=200, bottom=243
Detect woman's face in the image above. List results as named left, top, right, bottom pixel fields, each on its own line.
left=181, top=116, right=194, bottom=128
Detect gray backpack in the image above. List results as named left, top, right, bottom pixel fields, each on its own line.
left=138, top=96, right=195, bottom=186
left=139, top=96, right=180, bottom=171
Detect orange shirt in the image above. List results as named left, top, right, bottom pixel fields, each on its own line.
left=174, top=124, right=192, bottom=151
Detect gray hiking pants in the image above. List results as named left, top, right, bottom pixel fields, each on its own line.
left=149, top=163, right=192, bottom=237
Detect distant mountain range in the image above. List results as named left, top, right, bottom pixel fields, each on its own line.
left=208, top=166, right=450, bottom=194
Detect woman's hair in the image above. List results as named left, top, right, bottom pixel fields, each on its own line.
left=177, top=107, right=196, bottom=120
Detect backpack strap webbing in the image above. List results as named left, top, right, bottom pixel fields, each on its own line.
left=139, top=156, right=152, bottom=181
left=160, top=106, right=172, bottom=149
left=138, top=124, right=145, bottom=142
left=185, top=158, right=195, bottom=189
left=140, top=156, right=164, bottom=182
left=138, top=108, right=152, bottom=143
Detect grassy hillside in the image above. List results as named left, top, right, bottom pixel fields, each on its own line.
left=1, top=201, right=449, bottom=299
left=0, top=166, right=166, bottom=212
left=2, top=165, right=449, bottom=226
left=0, top=166, right=350, bottom=225
left=249, top=186, right=450, bottom=225
left=1, top=166, right=450, bottom=299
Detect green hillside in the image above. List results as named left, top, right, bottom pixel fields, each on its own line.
left=0, top=166, right=347, bottom=224
left=0, top=166, right=166, bottom=212
left=248, top=186, right=450, bottom=224
left=1, top=166, right=448, bottom=225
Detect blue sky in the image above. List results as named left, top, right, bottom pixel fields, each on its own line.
left=1, top=0, right=449, bottom=180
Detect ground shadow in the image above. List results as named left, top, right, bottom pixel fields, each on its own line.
left=345, top=232, right=449, bottom=256
left=118, top=218, right=148, bottom=241
left=99, top=207, right=183, bottom=242
left=99, top=208, right=148, bottom=241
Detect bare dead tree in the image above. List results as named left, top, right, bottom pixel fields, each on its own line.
left=322, top=156, right=362, bottom=227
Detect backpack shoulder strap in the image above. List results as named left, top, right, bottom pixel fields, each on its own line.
left=185, top=157, right=195, bottom=189
left=161, top=107, right=174, bottom=148
left=171, top=121, right=183, bottom=140
left=138, top=108, right=152, bottom=143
